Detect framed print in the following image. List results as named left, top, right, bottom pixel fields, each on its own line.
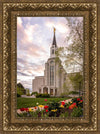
left=17, top=16, right=85, bottom=119
left=0, top=0, right=99, bottom=133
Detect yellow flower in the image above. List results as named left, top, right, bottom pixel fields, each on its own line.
left=38, top=105, right=44, bottom=108
left=60, top=105, right=64, bottom=108
left=70, top=101, right=72, bottom=103
left=51, top=109, right=57, bottom=112
left=29, top=108, right=33, bottom=112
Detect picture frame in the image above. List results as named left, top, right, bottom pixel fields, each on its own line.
left=0, top=0, right=99, bottom=133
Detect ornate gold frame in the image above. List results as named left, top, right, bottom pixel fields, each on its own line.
left=0, top=0, right=98, bottom=133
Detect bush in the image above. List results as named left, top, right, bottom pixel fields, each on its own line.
left=31, top=92, right=38, bottom=96
left=60, top=111, right=68, bottom=118
left=72, top=97, right=83, bottom=108
left=26, top=93, right=30, bottom=96
left=17, top=93, right=21, bottom=97
left=36, top=93, right=50, bottom=98
left=69, top=91, right=79, bottom=95
left=42, top=94, right=50, bottom=98
left=71, top=107, right=83, bottom=117
left=48, top=100, right=60, bottom=117
left=36, top=93, right=42, bottom=98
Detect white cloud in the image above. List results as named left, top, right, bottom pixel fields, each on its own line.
left=25, top=23, right=40, bottom=42
left=17, top=17, right=83, bottom=90
left=17, top=17, right=22, bottom=28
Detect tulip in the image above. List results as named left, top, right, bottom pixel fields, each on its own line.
left=46, top=109, right=48, bottom=112
left=44, top=105, right=49, bottom=109
left=61, top=101, right=65, bottom=106
left=77, top=98, right=81, bottom=101
left=38, top=105, right=44, bottom=108
left=20, top=108, right=25, bottom=111
left=25, top=108, right=29, bottom=112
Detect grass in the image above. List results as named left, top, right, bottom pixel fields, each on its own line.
left=17, top=97, right=70, bottom=109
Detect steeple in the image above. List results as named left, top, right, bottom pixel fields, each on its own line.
left=50, top=27, right=57, bottom=58
left=52, top=27, right=57, bottom=47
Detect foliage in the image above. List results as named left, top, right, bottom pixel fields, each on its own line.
left=26, top=89, right=30, bottom=96
left=68, top=91, right=79, bottom=95
left=17, top=93, right=21, bottom=97
left=48, top=101, right=61, bottom=117
left=60, top=92, right=69, bottom=97
left=27, top=93, right=31, bottom=96
left=36, top=93, right=50, bottom=98
left=71, top=107, right=83, bottom=117
left=60, top=111, right=68, bottom=118
left=17, top=97, right=83, bottom=118
left=17, top=97, right=69, bottom=109
left=55, top=17, right=84, bottom=72
left=17, top=83, right=26, bottom=95
left=72, top=97, right=83, bottom=108
left=17, top=87, right=23, bottom=95
left=17, top=83, right=24, bottom=89
left=31, top=92, right=38, bottom=96
left=69, top=73, right=83, bottom=91
left=62, top=82, right=69, bottom=95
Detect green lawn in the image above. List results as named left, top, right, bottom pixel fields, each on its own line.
left=17, top=97, right=70, bottom=109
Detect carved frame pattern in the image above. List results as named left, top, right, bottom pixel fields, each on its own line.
left=2, top=1, right=97, bottom=132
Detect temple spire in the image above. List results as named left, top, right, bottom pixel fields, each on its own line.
left=52, top=27, right=57, bottom=47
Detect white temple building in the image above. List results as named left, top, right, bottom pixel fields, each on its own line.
left=32, top=28, right=74, bottom=96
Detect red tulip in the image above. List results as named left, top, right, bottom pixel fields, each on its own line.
left=61, top=101, right=65, bottom=106
left=69, top=103, right=77, bottom=110
left=77, top=98, right=81, bottom=101
left=44, top=105, right=49, bottom=109
left=34, top=106, right=37, bottom=109
left=44, top=99, right=47, bottom=101
left=73, top=103, right=76, bottom=106
left=46, top=109, right=48, bottom=112
left=20, top=108, right=25, bottom=111
left=25, top=108, right=29, bottom=112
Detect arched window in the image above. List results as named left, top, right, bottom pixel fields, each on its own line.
left=52, top=49, right=54, bottom=54
left=50, top=65, right=54, bottom=86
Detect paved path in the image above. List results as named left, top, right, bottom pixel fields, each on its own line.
left=21, top=95, right=36, bottom=98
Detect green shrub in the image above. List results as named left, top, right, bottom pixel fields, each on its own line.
left=17, top=93, right=21, bottom=97
left=48, top=100, right=60, bottom=117
left=31, top=92, right=38, bottom=96
left=36, top=93, right=50, bottom=98
left=42, top=94, right=50, bottom=98
left=36, top=93, right=42, bottom=98
left=26, top=93, right=30, bottom=96
left=72, top=97, right=83, bottom=108
left=69, top=91, right=79, bottom=95
left=71, top=107, right=83, bottom=117
left=60, top=111, right=68, bottom=118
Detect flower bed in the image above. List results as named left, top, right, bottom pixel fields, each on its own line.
left=17, top=97, right=83, bottom=117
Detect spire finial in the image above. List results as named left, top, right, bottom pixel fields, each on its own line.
left=52, top=27, right=57, bottom=47
left=53, top=27, right=56, bottom=33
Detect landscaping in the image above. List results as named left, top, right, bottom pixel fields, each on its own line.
left=17, top=97, right=71, bottom=109
left=17, top=96, right=83, bottom=118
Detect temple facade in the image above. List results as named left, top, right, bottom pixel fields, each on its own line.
left=32, top=28, right=73, bottom=96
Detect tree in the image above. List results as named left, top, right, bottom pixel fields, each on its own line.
left=26, top=89, right=30, bottom=96
left=17, top=83, right=24, bottom=89
left=61, top=81, right=69, bottom=96
left=56, top=17, right=84, bottom=73
left=17, top=83, right=26, bottom=95
left=69, top=73, right=83, bottom=93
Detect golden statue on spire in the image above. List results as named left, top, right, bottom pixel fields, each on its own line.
left=53, top=27, right=56, bottom=33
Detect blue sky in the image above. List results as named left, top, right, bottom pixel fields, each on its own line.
left=17, top=17, right=83, bottom=92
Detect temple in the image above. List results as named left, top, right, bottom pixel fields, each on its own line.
left=32, top=28, right=73, bottom=96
